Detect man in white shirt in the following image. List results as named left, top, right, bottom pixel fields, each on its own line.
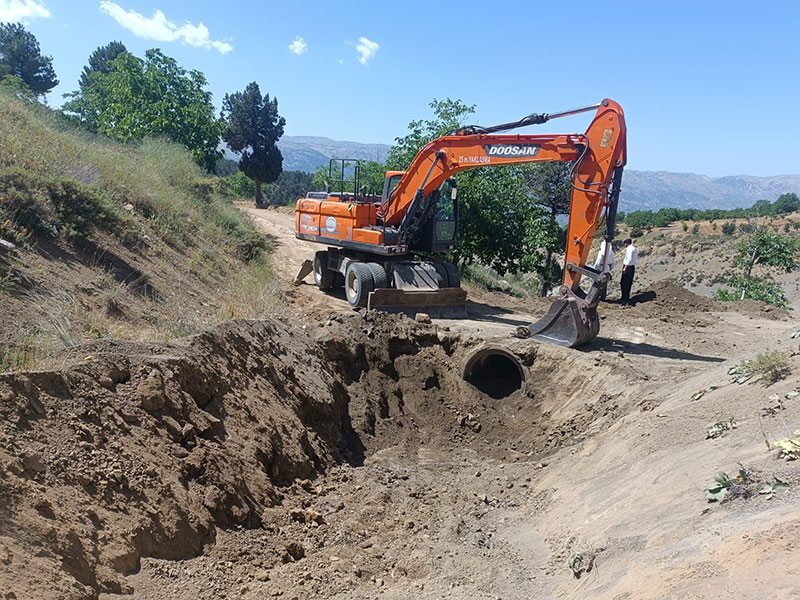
left=592, top=239, right=614, bottom=301
left=620, top=238, right=638, bottom=305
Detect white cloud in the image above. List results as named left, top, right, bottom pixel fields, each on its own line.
left=98, top=2, right=233, bottom=54
left=0, top=0, right=50, bottom=22
left=354, top=36, right=379, bottom=65
left=288, top=36, right=307, bottom=55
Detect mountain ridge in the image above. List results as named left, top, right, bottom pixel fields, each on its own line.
left=273, top=135, right=800, bottom=211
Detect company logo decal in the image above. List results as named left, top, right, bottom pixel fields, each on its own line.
left=483, top=144, right=540, bottom=157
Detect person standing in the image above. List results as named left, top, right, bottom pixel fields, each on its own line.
left=593, top=239, right=615, bottom=302
left=620, top=238, right=638, bottom=305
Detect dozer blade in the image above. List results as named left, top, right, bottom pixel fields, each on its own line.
left=515, top=290, right=600, bottom=348
left=367, top=288, right=468, bottom=318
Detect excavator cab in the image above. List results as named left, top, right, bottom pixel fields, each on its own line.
left=411, top=179, right=458, bottom=253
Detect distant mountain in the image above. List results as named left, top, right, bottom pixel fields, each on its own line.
left=618, top=171, right=800, bottom=212
left=272, top=136, right=800, bottom=210
left=277, top=136, right=390, bottom=172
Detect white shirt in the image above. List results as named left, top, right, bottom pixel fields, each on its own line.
left=593, top=240, right=615, bottom=273
left=623, top=244, right=638, bottom=267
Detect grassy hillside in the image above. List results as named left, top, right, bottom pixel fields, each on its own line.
left=0, top=91, right=278, bottom=371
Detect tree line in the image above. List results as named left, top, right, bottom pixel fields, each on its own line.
left=620, top=193, right=800, bottom=230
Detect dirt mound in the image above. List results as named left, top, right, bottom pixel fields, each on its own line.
left=629, top=280, right=789, bottom=320
left=633, top=280, right=720, bottom=313
left=0, top=319, right=354, bottom=599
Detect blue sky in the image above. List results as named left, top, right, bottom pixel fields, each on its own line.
left=5, top=0, right=800, bottom=176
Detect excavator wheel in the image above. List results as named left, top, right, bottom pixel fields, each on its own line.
left=345, top=262, right=375, bottom=308
left=366, top=263, right=388, bottom=289
left=313, top=251, right=335, bottom=290
left=442, top=262, right=460, bottom=288
left=432, top=263, right=449, bottom=288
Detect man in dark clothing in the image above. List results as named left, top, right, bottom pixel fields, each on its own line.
left=620, top=238, right=638, bottom=305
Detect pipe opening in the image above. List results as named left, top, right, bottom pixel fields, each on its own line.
left=463, top=349, right=525, bottom=399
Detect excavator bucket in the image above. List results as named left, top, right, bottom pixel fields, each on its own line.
left=515, top=288, right=600, bottom=348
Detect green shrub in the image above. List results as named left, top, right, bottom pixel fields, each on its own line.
left=748, top=350, right=791, bottom=385
left=692, top=223, right=700, bottom=234
left=721, top=222, right=736, bottom=235
left=0, top=166, right=131, bottom=238
left=630, top=226, right=644, bottom=238
left=222, top=170, right=256, bottom=199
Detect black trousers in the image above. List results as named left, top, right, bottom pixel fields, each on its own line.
left=620, top=265, right=635, bottom=304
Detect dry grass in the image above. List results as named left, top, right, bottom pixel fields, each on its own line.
left=748, top=350, right=792, bottom=385
left=0, top=91, right=280, bottom=372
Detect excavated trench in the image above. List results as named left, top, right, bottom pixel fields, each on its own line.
left=0, top=313, right=629, bottom=599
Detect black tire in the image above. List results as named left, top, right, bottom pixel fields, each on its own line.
left=366, top=263, right=388, bottom=289
left=442, top=262, right=460, bottom=288
left=345, top=262, right=375, bottom=308
left=432, top=263, right=449, bottom=288
left=313, top=251, right=335, bottom=290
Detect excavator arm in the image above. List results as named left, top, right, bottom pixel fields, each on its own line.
left=381, top=99, right=627, bottom=295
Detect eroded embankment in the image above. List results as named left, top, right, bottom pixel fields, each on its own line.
left=0, top=313, right=637, bottom=599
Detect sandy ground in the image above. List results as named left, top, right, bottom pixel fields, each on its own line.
left=2, top=205, right=799, bottom=600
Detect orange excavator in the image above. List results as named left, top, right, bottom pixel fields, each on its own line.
left=294, top=99, right=626, bottom=347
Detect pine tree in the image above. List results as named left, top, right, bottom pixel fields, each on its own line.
left=221, top=82, right=285, bottom=206
left=0, top=23, right=57, bottom=95
left=79, top=41, right=127, bottom=89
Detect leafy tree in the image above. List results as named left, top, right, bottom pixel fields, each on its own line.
left=0, top=73, right=36, bottom=102
left=221, top=82, right=285, bottom=206
left=0, top=23, right=57, bottom=95
left=523, top=161, right=572, bottom=295
left=387, top=97, right=566, bottom=277
left=79, top=41, right=126, bottom=89
left=63, top=49, right=223, bottom=171
left=714, top=226, right=800, bottom=308
left=386, top=98, right=475, bottom=171
left=457, top=165, right=561, bottom=275
left=773, top=193, right=800, bottom=215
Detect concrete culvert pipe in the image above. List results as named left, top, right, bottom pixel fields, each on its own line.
left=463, top=348, right=525, bottom=399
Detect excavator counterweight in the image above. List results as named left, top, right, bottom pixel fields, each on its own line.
left=294, top=99, right=627, bottom=347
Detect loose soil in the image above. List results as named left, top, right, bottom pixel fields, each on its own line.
left=2, top=206, right=799, bottom=599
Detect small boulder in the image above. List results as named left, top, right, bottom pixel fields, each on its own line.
left=136, top=369, right=166, bottom=411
